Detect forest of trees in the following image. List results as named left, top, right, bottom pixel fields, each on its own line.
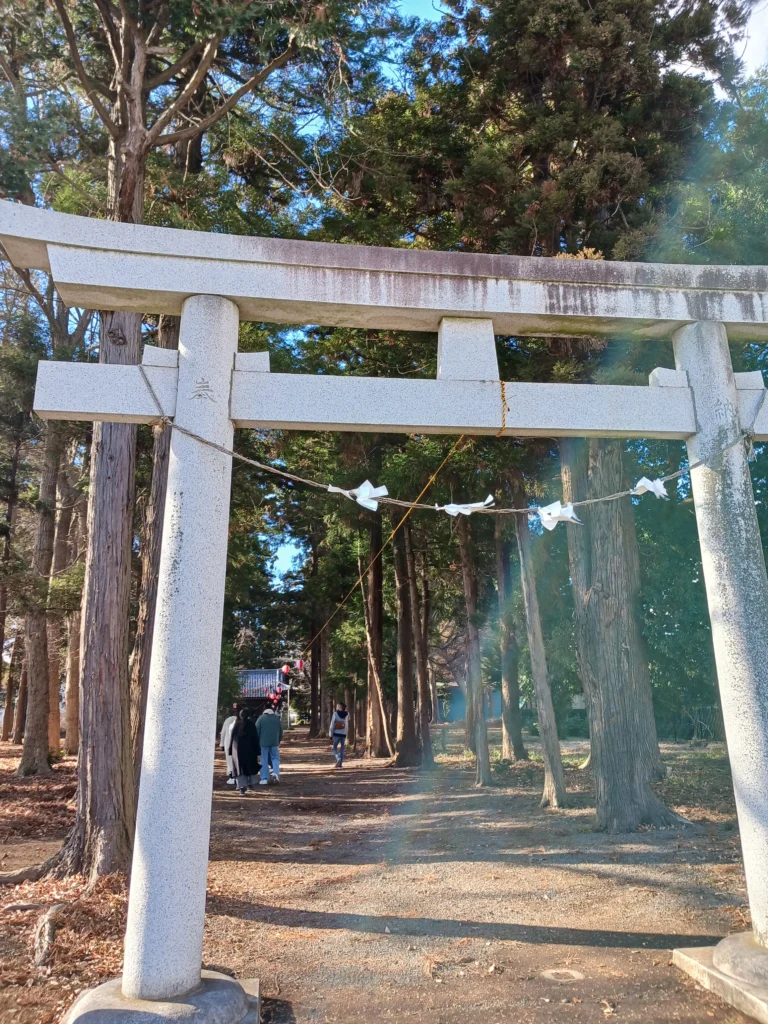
left=2, top=0, right=768, bottom=878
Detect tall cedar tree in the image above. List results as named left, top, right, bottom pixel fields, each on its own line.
left=1, top=0, right=381, bottom=879
left=308, top=0, right=753, bottom=824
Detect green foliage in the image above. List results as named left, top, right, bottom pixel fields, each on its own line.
left=218, top=640, right=242, bottom=722
left=2, top=0, right=767, bottom=751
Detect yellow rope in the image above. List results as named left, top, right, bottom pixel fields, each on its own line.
left=301, top=434, right=468, bottom=656
left=496, top=380, right=507, bottom=436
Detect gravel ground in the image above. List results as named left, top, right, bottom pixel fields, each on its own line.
left=202, top=730, right=752, bottom=1024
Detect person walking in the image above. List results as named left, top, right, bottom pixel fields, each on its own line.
left=229, top=709, right=260, bottom=795
left=329, top=702, right=349, bottom=768
left=220, top=705, right=238, bottom=785
left=256, top=703, right=283, bottom=786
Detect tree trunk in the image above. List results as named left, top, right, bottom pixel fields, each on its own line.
left=354, top=695, right=365, bottom=750
left=309, top=633, right=321, bottom=738
left=420, top=558, right=441, bottom=725
left=513, top=496, right=568, bottom=808
left=456, top=516, right=492, bottom=786
left=494, top=518, right=528, bottom=760
left=52, top=312, right=139, bottom=878
left=0, top=439, right=22, bottom=723
left=392, top=528, right=420, bottom=767
left=130, top=314, right=179, bottom=793
left=365, top=515, right=391, bottom=757
left=320, top=637, right=331, bottom=735
left=63, top=482, right=87, bottom=757
left=64, top=611, right=81, bottom=756
left=621, top=478, right=666, bottom=782
left=404, top=524, right=433, bottom=766
left=560, top=438, right=680, bottom=832
left=429, top=664, right=440, bottom=725
left=461, top=652, right=476, bottom=753
left=48, top=141, right=146, bottom=874
left=46, top=468, right=74, bottom=755
left=17, top=424, right=63, bottom=777
left=2, top=631, right=22, bottom=742
left=45, top=621, right=62, bottom=755
left=308, top=537, right=321, bottom=738
left=12, top=657, right=27, bottom=745
left=344, top=686, right=355, bottom=747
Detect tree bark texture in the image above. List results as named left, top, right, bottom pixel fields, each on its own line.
left=63, top=482, right=87, bottom=757
left=355, top=696, right=365, bottom=750
left=320, top=636, right=331, bottom=734
left=2, top=631, right=22, bottom=742
left=18, top=424, right=62, bottom=776
left=52, top=126, right=145, bottom=873
left=309, top=633, right=321, bottom=738
left=0, top=439, right=22, bottom=726
left=12, top=657, right=27, bottom=745
left=53, top=313, right=139, bottom=878
left=365, top=516, right=391, bottom=757
left=456, top=516, right=492, bottom=786
left=494, top=517, right=528, bottom=761
left=130, top=314, right=179, bottom=792
left=513, top=500, right=568, bottom=808
left=46, top=468, right=74, bottom=754
left=429, top=664, right=440, bottom=725
left=392, top=529, right=420, bottom=767
left=64, top=610, right=81, bottom=756
left=344, top=686, right=355, bottom=746
left=560, top=438, right=678, bottom=832
left=404, top=524, right=433, bottom=766
left=308, top=536, right=321, bottom=738
left=420, top=558, right=441, bottom=724
left=621, top=478, right=666, bottom=782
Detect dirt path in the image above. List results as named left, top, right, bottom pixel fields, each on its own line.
left=203, top=731, right=750, bottom=1024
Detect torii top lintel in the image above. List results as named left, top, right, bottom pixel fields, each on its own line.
left=3, top=201, right=768, bottom=340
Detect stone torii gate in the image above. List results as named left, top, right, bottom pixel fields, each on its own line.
left=2, top=201, right=768, bottom=1023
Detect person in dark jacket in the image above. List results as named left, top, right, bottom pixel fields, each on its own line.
left=256, top=705, right=284, bottom=785
left=229, top=709, right=260, bottom=795
left=329, top=702, right=349, bottom=768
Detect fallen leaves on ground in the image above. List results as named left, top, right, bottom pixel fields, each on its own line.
left=0, top=750, right=76, bottom=844
left=0, top=872, right=128, bottom=1023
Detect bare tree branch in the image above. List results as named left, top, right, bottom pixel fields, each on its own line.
left=91, top=0, right=123, bottom=77
left=116, top=0, right=141, bottom=36
left=145, top=36, right=221, bottom=146
left=145, top=39, right=207, bottom=90
left=13, top=266, right=56, bottom=332
left=52, top=0, right=120, bottom=137
left=154, top=40, right=298, bottom=148
left=146, top=4, right=171, bottom=49
left=0, top=50, right=21, bottom=93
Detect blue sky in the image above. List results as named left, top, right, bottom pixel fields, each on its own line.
left=396, top=0, right=439, bottom=19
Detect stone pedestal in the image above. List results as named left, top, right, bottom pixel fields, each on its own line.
left=673, top=322, right=768, bottom=1018
left=674, top=948, right=768, bottom=1024
left=64, top=971, right=260, bottom=1023
left=123, top=295, right=240, bottom=1001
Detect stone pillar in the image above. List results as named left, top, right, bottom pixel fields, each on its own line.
left=673, top=321, right=768, bottom=951
left=123, top=295, right=240, bottom=1000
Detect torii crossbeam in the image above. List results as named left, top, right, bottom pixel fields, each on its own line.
left=2, top=201, right=768, bottom=1024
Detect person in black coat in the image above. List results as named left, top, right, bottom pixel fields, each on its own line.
left=228, top=709, right=260, bottom=794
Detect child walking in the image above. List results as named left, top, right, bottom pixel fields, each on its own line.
left=329, top=702, right=349, bottom=768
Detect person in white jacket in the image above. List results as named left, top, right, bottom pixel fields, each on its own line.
left=329, top=702, right=349, bottom=768
left=220, top=706, right=238, bottom=785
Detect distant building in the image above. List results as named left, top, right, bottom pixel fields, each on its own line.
left=237, top=668, right=281, bottom=701
left=236, top=668, right=291, bottom=728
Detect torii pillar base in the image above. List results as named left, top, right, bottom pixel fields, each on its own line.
left=63, top=972, right=261, bottom=1024
left=674, top=945, right=768, bottom=1024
